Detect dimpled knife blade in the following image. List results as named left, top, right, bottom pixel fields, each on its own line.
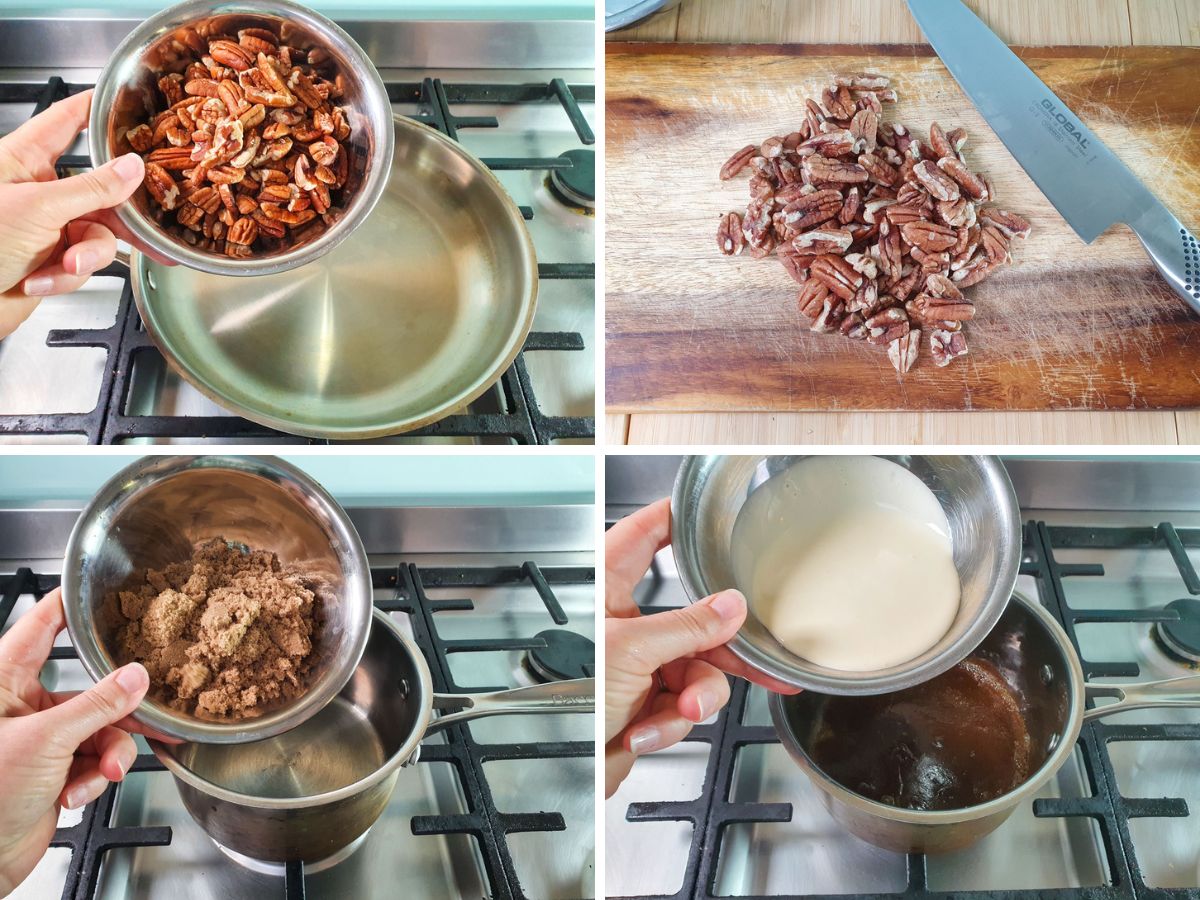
left=906, top=0, right=1200, bottom=312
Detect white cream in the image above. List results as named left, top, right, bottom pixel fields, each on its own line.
left=731, top=456, right=961, bottom=672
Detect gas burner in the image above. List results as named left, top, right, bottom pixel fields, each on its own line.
left=549, top=149, right=595, bottom=210
left=1153, top=598, right=1200, bottom=665
left=526, top=629, right=594, bottom=682
left=212, top=831, right=369, bottom=876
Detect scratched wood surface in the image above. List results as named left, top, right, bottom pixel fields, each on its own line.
left=605, top=0, right=1200, bottom=445
left=606, top=43, right=1200, bottom=415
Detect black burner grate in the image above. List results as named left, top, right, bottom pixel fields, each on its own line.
left=0, top=560, right=594, bottom=899
left=620, top=520, right=1200, bottom=900
left=0, top=76, right=595, bottom=444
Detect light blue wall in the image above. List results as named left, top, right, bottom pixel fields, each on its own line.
left=0, top=1, right=592, bottom=18
left=0, top=454, right=594, bottom=506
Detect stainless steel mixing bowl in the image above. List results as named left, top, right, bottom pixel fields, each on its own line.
left=62, top=455, right=373, bottom=743
left=770, top=592, right=1200, bottom=853
left=671, top=455, right=1021, bottom=694
left=122, top=114, right=538, bottom=439
left=150, top=609, right=595, bottom=864
left=88, top=0, right=393, bottom=276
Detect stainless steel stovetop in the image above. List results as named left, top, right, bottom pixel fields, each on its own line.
left=606, top=456, right=1200, bottom=897
left=3, top=502, right=595, bottom=899
left=0, top=18, right=595, bottom=445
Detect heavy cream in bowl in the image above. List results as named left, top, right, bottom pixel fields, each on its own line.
left=730, top=456, right=961, bottom=672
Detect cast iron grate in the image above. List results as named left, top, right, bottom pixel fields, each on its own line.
left=0, top=75, right=595, bottom=444
left=0, top=560, right=595, bottom=900
left=619, top=520, right=1200, bottom=900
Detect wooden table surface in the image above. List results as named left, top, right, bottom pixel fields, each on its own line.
left=604, top=0, right=1200, bottom=446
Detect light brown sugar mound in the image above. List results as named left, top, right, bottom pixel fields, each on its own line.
left=111, top=537, right=325, bottom=720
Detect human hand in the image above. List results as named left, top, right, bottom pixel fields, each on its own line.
left=0, top=589, right=176, bottom=897
left=605, top=498, right=800, bottom=797
left=0, top=89, right=170, bottom=340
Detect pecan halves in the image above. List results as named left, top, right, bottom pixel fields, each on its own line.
left=712, top=71, right=1028, bottom=372
left=128, top=21, right=354, bottom=256
left=811, top=254, right=863, bottom=301
left=913, top=160, right=961, bottom=202
left=720, top=144, right=757, bottom=180
left=937, top=157, right=988, bottom=200
left=717, top=212, right=745, bottom=256
left=780, top=189, right=843, bottom=231
left=901, top=220, right=958, bottom=253
left=804, top=155, right=869, bottom=184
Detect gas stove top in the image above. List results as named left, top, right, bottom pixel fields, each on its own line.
left=0, top=18, right=595, bottom=445
left=606, top=456, right=1200, bottom=900
left=2, top=502, right=596, bottom=900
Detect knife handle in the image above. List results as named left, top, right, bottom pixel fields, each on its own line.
left=1129, top=202, right=1200, bottom=316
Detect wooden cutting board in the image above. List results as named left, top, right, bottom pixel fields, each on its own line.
left=606, top=43, right=1200, bottom=413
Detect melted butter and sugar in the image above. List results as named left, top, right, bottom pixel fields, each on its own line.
left=731, top=456, right=961, bottom=672
left=809, top=657, right=1033, bottom=810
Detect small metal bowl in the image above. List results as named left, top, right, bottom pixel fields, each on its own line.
left=88, top=0, right=394, bottom=276
left=671, top=455, right=1021, bottom=694
left=62, top=455, right=373, bottom=743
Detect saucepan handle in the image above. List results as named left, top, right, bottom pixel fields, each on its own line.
left=426, top=677, right=595, bottom=733
left=1083, top=674, right=1200, bottom=722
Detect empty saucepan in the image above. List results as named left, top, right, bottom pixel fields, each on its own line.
left=150, top=608, right=594, bottom=864
left=770, top=592, right=1200, bottom=853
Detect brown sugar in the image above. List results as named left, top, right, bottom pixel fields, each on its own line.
left=110, top=537, right=326, bottom=720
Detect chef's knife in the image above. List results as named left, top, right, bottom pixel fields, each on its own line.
left=907, top=0, right=1200, bottom=314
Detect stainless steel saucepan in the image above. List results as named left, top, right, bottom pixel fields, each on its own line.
left=150, top=608, right=593, bottom=864
left=770, top=592, right=1200, bottom=853
left=119, top=113, right=537, bottom=439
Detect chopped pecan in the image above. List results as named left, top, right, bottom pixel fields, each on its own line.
left=979, top=208, right=1032, bottom=240
left=888, top=328, right=921, bottom=373
left=910, top=292, right=975, bottom=323
left=930, top=329, right=969, bottom=367
left=125, top=124, right=154, bottom=153
left=810, top=296, right=847, bottom=332
left=794, top=226, right=854, bottom=255
left=798, top=280, right=831, bottom=318
left=865, top=306, right=910, bottom=345
left=928, top=122, right=953, bottom=159
left=778, top=248, right=817, bottom=284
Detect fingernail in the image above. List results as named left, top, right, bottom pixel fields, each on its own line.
left=696, top=690, right=719, bottom=721
left=116, top=747, right=136, bottom=779
left=23, top=276, right=55, bottom=296
left=707, top=589, right=745, bottom=621
left=73, top=250, right=98, bottom=276
left=628, top=726, right=664, bottom=755
left=65, top=785, right=90, bottom=810
left=115, top=662, right=147, bottom=693
left=112, top=153, right=143, bottom=181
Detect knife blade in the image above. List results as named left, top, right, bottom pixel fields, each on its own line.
left=907, top=0, right=1200, bottom=313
